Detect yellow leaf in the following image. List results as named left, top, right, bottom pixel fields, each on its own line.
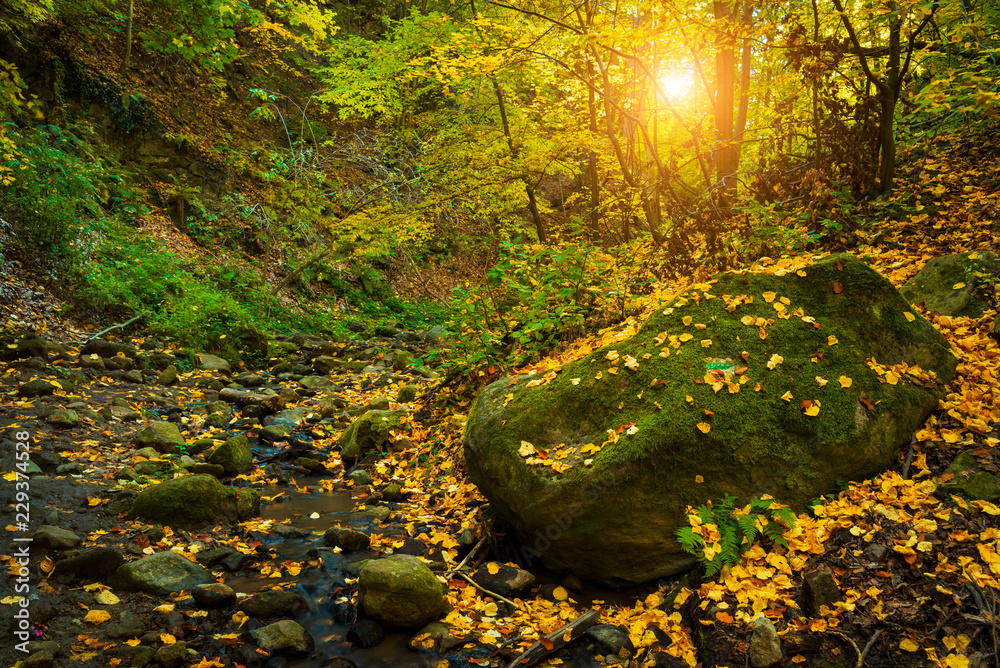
left=781, top=390, right=793, bottom=401
left=828, top=335, right=838, bottom=346
left=678, top=333, right=693, bottom=342
left=1, top=595, right=22, bottom=605
left=815, top=376, right=828, bottom=387
left=84, top=610, right=111, bottom=625
left=953, top=283, right=966, bottom=290
left=695, top=475, right=704, bottom=483
left=697, top=423, right=711, bottom=434
left=552, top=586, right=568, bottom=601
left=153, top=603, right=175, bottom=613
left=161, top=634, right=176, bottom=645
left=904, top=312, right=916, bottom=322
left=487, top=562, right=501, bottom=575
left=839, top=376, right=852, bottom=388
left=805, top=403, right=820, bottom=417
left=518, top=441, right=537, bottom=457
left=900, top=638, right=920, bottom=652
left=87, top=497, right=103, bottom=506
left=682, top=316, right=692, bottom=326
left=946, top=654, right=970, bottom=668
left=94, top=590, right=120, bottom=605
left=762, top=291, right=776, bottom=303
left=232, top=611, right=249, bottom=628
left=125, top=639, right=141, bottom=647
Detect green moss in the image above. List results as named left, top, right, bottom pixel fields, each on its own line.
left=129, top=474, right=256, bottom=528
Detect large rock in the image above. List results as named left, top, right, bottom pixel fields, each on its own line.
left=338, top=410, right=408, bottom=456
left=1, top=332, right=47, bottom=361
left=110, top=550, right=212, bottom=594
left=132, top=421, right=185, bottom=454
left=128, top=474, right=260, bottom=528
left=899, top=251, right=999, bottom=316
left=207, top=434, right=253, bottom=476
left=463, top=253, right=958, bottom=585
left=251, top=620, right=314, bottom=657
left=199, top=353, right=231, bottom=373
left=358, top=555, right=444, bottom=629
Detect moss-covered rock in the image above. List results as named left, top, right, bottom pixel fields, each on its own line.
left=128, top=474, right=260, bottom=528
left=939, top=450, right=1000, bottom=502
left=463, top=253, right=958, bottom=585
left=132, top=421, right=185, bottom=454
left=110, top=550, right=212, bottom=594
left=899, top=251, right=999, bottom=316
left=207, top=434, right=253, bottom=476
left=338, top=410, right=409, bottom=456
left=358, top=555, right=444, bottom=629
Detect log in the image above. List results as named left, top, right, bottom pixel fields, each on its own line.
left=218, top=388, right=283, bottom=413
left=504, top=609, right=601, bottom=668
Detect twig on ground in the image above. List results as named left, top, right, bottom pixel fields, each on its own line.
left=504, top=609, right=601, bottom=668
left=901, top=432, right=917, bottom=480
left=457, top=572, right=519, bottom=608
left=859, top=629, right=882, bottom=666
left=442, top=534, right=486, bottom=576
left=85, top=310, right=150, bottom=343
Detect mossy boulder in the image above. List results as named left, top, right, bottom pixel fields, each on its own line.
left=110, top=550, right=212, bottom=595
left=128, top=474, right=260, bottom=528
left=207, top=434, right=253, bottom=476
left=132, top=421, right=185, bottom=454
left=463, top=253, right=958, bottom=586
left=939, top=450, right=1000, bottom=502
left=358, top=555, right=444, bottom=629
left=338, top=410, right=408, bottom=456
left=899, top=251, right=1000, bottom=316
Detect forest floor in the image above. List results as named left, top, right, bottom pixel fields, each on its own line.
left=2, top=132, right=1000, bottom=668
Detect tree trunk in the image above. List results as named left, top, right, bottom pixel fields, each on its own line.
left=586, top=58, right=601, bottom=238
left=121, top=0, right=134, bottom=75
left=713, top=0, right=738, bottom=198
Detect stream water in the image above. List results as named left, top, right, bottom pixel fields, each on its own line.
left=220, top=478, right=647, bottom=667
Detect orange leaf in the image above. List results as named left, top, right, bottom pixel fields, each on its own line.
left=540, top=638, right=554, bottom=650
left=697, top=423, right=711, bottom=434
left=716, top=611, right=734, bottom=623
left=833, top=282, right=843, bottom=293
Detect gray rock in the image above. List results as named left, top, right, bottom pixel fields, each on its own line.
left=338, top=410, right=408, bottom=457
left=55, top=463, right=82, bottom=475
left=46, top=408, right=79, bottom=429
left=313, top=356, right=341, bottom=374
left=153, top=641, right=187, bottom=668
left=105, top=610, right=148, bottom=640
left=748, top=616, right=782, bottom=668
left=463, top=253, right=959, bottom=586
left=133, top=421, right=185, bottom=454
left=124, top=369, right=144, bottom=383
left=18, top=379, right=58, bottom=398
left=259, top=424, right=292, bottom=442
left=939, top=449, right=1000, bottom=501
left=110, top=550, right=212, bottom=594
left=382, top=483, right=403, bottom=502
left=900, top=251, right=999, bottom=316
left=192, top=583, right=237, bottom=608
left=238, top=590, right=309, bottom=618
left=272, top=407, right=312, bottom=427
left=111, top=405, right=141, bottom=421
left=199, top=353, right=231, bottom=373
left=32, top=526, right=81, bottom=550
left=324, top=527, right=371, bottom=552
left=128, top=474, right=260, bottom=527
left=349, top=469, right=373, bottom=486
left=472, top=562, right=535, bottom=597
left=81, top=338, right=136, bottom=358
left=207, top=434, right=253, bottom=476
left=235, top=372, right=265, bottom=387
left=409, top=622, right=464, bottom=652
left=251, top=620, right=314, bottom=657
left=799, top=569, right=841, bottom=617
left=347, top=618, right=384, bottom=648
left=350, top=506, right=392, bottom=524
left=159, top=365, right=178, bottom=385
left=53, top=547, right=124, bottom=578
left=358, top=554, right=444, bottom=629
left=392, top=351, right=413, bottom=371
left=78, top=354, right=106, bottom=370
left=368, top=397, right=391, bottom=411
left=423, top=325, right=448, bottom=343
left=586, top=624, right=634, bottom=657
left=19, top=651, right=54, bottom=668
left=300, top=375, right=334, bottom=389
left=863, top=543, right=887, bottom=563
left=111, top=645, right=156, bottom=666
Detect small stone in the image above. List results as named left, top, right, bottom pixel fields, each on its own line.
left=158, top=365, right=178, bottom=385
left=748, top=616, right=782, bottom=668
left=259, top=424, right=292, bottom=442
left=472, top=562, right=535, bottom=597
left=799, top=569, right=841, bottom=617
left=207, top=434, right=253, bottom=476
left=238, top=590, right=309, bottom=618
left=396, top=385, right=418, bottom=403
left=382, top=483, right=403, bottom=502
left=324, top=527, right=371, bottom=552
left=132, top=421, right=185, bottom=454
left=863, top=543, right=887, bottom=563
left=55, top=463, right=83, bottom=475
left=349, top=469, right=373, bottom=486
left=32, top=525, right=81, bottom=550
left=199, top=353, right=231, bottom=373
left=20, top=651, right=54, bottom=668
left=46, top=408, right=79, bottom=429
left=299, top=375, right=333, bottom=389
left=110, top=550, right=212, bottom=594
left=586, top=625, right=634, bottom=657
left=53, top=547, right=124, bottom=578
left=251, top=620, right=314, bottom=656
left=368, top=397, right=391, bottom=411
left=18, top=379, right=58, bottom=398
left=153, top=641, right=187, bottom=668
left=192, top=583, right=237, bottom=608
left=347, top=618, right=384, bottom=648
left=124, top=369, right=144, bottom=383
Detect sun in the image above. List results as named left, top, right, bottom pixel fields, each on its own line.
left=657, top=71, right=693, bottom=101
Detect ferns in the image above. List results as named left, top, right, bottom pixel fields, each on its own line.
left=675, top=494, right=797, bottom=577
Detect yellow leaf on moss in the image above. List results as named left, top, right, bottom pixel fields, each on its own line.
left=839, top=376, right=852, bottom=388
left=697, top=423, right=711, bottom=434
left=762, top=291, right=777, bottom=303
left=781, top=391, right=793, bottom=401
left=904, top=312, right=916, bottom=322
left=953, top=283, right=966, bottom=290
left=828, top=335, right=838, bottom=346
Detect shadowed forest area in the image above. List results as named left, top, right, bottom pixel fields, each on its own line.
left=1, top=0, right=1000, bottom=667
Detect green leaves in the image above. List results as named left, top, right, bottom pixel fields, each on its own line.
left=676, top=494, right=797, bottom=578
